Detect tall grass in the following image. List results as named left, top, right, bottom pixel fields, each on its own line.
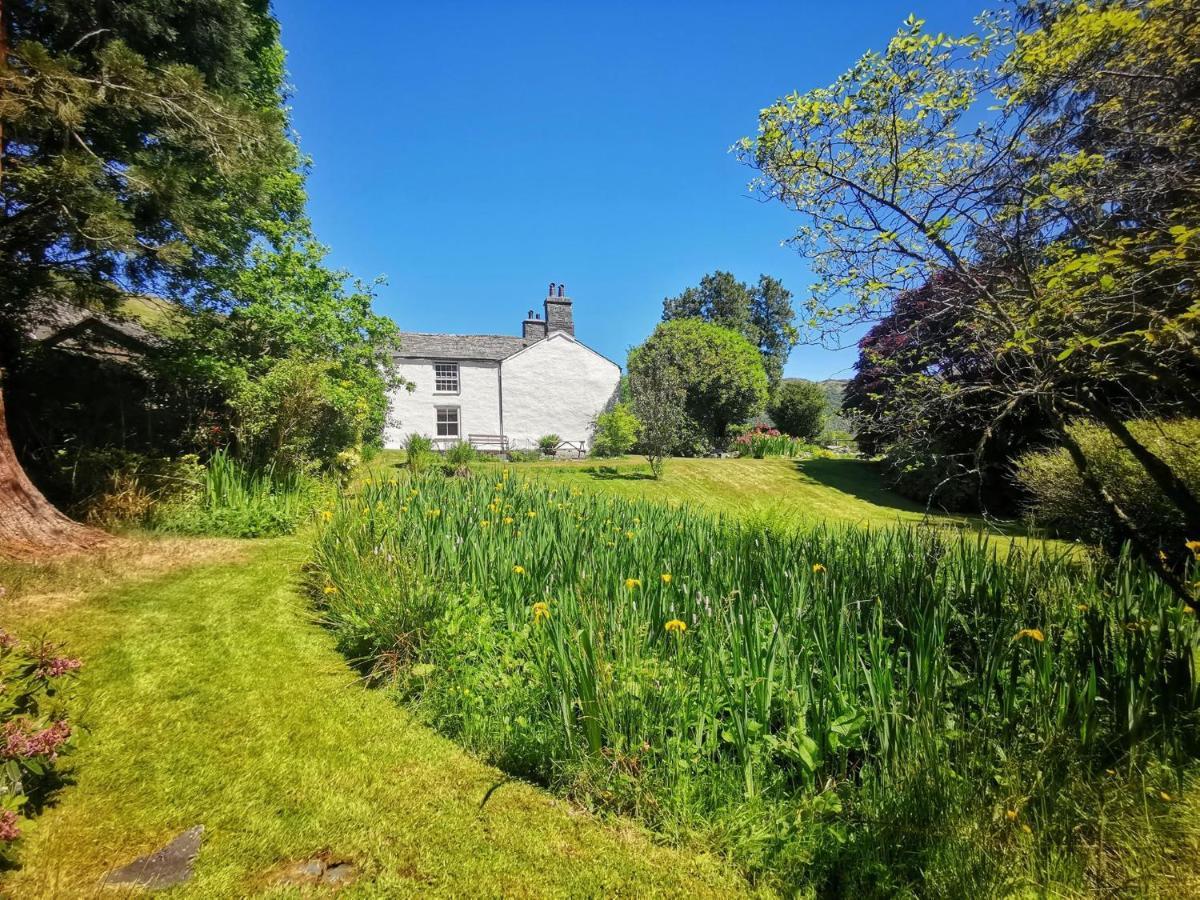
left=157, top=449, right=324, bottom=537
left=311, top=472, right=1200, bottom=894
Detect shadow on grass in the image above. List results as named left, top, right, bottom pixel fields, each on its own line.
left=582, top=465, right=656, bottom=481
left=794, top=458, right=932, bottom=511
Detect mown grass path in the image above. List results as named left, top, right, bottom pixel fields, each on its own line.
left=2, top=537, right=749, bottom=898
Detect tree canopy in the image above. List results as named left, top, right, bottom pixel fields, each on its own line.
left=662, top=271, right=798, bottom=392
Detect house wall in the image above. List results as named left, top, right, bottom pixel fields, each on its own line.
left=500, top=335, right=620, bottom=449
left=384, top=357, right=501, bottom=448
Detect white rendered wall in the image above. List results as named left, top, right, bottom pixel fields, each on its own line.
left=384, top=358, right=501, bottom=448
left=500, top=334, right=621, bottom=449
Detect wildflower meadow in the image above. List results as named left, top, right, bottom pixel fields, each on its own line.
left=312, top=472, right=1200, bottom=893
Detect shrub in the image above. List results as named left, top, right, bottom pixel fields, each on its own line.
left=313, top=474, right=1200, bottom=894
left=1016, top=418, right=1200, bottom=552
left=56, top=450, right=204, bottom=528
left=768, top=380, right=827, bottom=440
left=505, top=449, right=541, bottom=463
left=591, top=402, right=640, bottom=458
left=537, top=434, right=562, bottom=455
left=0, top=629, right=80, bottom=861
left=156, top=449, right=326, bottom=537
left=441, top=441, right=476, bottom=476
left=402, top=433, right=434, bottom=474
left=731, top=424, right=814, bottom=458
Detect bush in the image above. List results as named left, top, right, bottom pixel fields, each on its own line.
left=402, top=433, right=434, bottom=473
left=537, top=434, right=562, bottom=455
left=0, top=629, right=80, bottom=861
left=156, top=449, right=326, bottom=537
left=1015, top=418, right=1200, bottom=552
left=591, top=402, right=640, bottom=458
left=768, top=380, right=827, bottom=440
left=441, top=441, right=476, bottom=476
left=47, top=450, right=204, bottom=528
left=505, top=449, right=541, bottom=463
left=731, top=424, right=815, bottom=458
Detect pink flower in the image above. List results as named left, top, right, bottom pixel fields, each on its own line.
left=35, top=657, right=82, bottom=678
left=0, top=809, right=20, bottom=843
left=2, top=719, right=72, bottom=762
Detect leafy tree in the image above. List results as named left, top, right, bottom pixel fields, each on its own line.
left=0, top=0, right=304, bottom=551
left=739, top=1, right=1200, bottom=607
left=591, top=401, right=640, bottom=457
left=628, top=361, right=687, bottom=479
left=767, top=380, right=826, bottom=441
left=628, top=319, right=768, bottom=455
left=662, top=271, right=799, bottom=392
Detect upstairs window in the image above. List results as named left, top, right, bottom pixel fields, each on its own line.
left=434, top=362, right=460, bottom=393
left=436, top=406, right=460, bottom=438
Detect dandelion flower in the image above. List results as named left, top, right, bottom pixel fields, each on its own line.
left=812, top=563, right=826, bottom=574
left=661, top=573, right=672, bottom=584
left=664, top=619, right=687, bottom=634
left=1012, top=628, right=1045, bottom=643
left=625, top=578, right=642, bottom=590
left=512, top=565, right=526, bottom=575
left=532, top=601, right=550, bottom=623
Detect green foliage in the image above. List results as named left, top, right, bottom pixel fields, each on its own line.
left=767, top=380, right=827, bottom=440
left=731, top=426, right=815, bottom=459
left=505, top=449, right=542, bottom=464
left=314, top=474, right=1200, bottom=894
left=0, top=629, right=80, bottom=859
left=627, top=357, right=689, bottom=479
left=537, top=434, right=562, bottom=455
left=628, top=319, right=768, bottom=455
left=1016, top=419, right=1200, bottom=552
left=441, top=441, right=477, bottom=476
left=155, top=449, right=324, bottom=537
left=590, top=402, right=640, bottom=458
left=402, top=433, right=434, bottom=474
left=662, top=272, right=799, bottom=391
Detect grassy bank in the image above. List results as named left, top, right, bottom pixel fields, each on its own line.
left=0, top=538, right=748, bottom=897
left=313, top=471, right=1200, bottom=895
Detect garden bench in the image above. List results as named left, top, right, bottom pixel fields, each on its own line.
left=468, top=433, right=510, bottom=454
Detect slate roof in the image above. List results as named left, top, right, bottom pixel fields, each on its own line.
left=396, top=332, right=534, bottom=361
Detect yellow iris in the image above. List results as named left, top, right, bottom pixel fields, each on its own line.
left=323, top=584, right=337, bottom=595
left=321, top=510, right=334, bottom=522
left=503, top=516, right=514, bottom=525
left=664, top=619, right=687, bottom=634
left=427, top=508, right=441, bottom=518
left=532, top=601, right=550, bottom=623
left=1186, top=539, right=1200, bottom=555
left=625, top=578, right=642, bottom=590
left=812, top=563, right=826, bottom=574
left=480, top=520, right=491, bottom=527
left=512, top=565, right=526, bottom=575
left=526, top=510, right=537, bottom=518
left=661, top=573, right=672, bottom=584
left=1012, top=628, right=1045, bottom=643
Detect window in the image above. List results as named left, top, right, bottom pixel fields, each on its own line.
left=434, top=362, right=459, bottom=393
left=436, top=407, right=460, bottom=438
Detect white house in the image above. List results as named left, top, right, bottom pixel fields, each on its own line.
left=386, top=284, right=621, bottom=451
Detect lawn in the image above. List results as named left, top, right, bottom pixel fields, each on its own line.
left=373, top=451, right=1060, bottom=549
left=0, top=538, right=749, bottom=898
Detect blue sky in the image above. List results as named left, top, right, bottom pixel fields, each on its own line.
left=277, top=0, right=983, bottom=379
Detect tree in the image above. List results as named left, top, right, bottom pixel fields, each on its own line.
left=768, top=380, right=826, bottom=441
left=591, top=401, right=640, bottom=458
left=628, top=319, right=768, bottom=455
left=662, top=271, right=799, bottom=392
left=738, top=2, right=1200, bottom=607
left=628, top=361, right=687, bottom=479
left=0, top=0, right=304, bottom=553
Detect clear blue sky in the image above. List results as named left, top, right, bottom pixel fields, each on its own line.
left=277, top=0, right=982, bottom=379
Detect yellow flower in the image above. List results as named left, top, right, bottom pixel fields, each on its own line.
left=664, top=619, right=687, bottom=634
left=526, top=510, right=537, bottom=518
left=1005, top=809, right=1018, bottom=822
left=532, top=601, right=550, bottom=623
left=1021, top=824, right=1032, bottom=835
left=426, top=508, right=441, bottom=518
left=409, top=489, right=419, bottom=498
left=323, top=584, right=337, bottom=595
left=1184, top=606, right=1196, bottom=616
left=400, top=505, right=409, bottom=513
left=1075, top=603, right=1089, bottom=613
left=503, top=516, right=514, bottom=525
left=512, top=565, right=526, bottom=575
left=1186, top=539, right=1200, bottom=556
left=661, top=573, right=672, bottom=584
left=625, top=530, right=636, bottom=540
left=1159, top=550, right=1169, bottom=563
left=1012, top=628, right=1045, bottom=643
left=480, top=519, right=491, bottom=528
left=495, top=481, right=505, bottom=490
left=625, top=578, right=642, bottom=590
left=321, top=510, right=334, bottom=522
left=1160, top=790, right=1173, bottom=802
left=812, top=563, right=826, bottom=574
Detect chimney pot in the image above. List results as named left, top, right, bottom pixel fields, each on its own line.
left=558, top=284, right=564, bottom=297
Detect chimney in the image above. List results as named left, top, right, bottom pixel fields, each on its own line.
left=543, top=281, right=574, bottom=336
left=522, top=308, right=547, bottom=341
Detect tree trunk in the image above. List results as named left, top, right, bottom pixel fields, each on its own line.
left=0, top=379, right=108, bottom=557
